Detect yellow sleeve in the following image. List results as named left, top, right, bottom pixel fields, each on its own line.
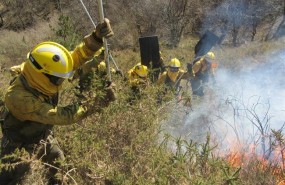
left=128, top=70, right=140, bottom=86
left=73, top=54, right=104, bottom=79
left=192, top=60, right=202, bottom=76
left=71, top=34, right=103, bottom=70
left=5, top=82, right=86, bottom=125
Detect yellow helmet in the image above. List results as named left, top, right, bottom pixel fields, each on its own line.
left=169, top=58, right=181, bottom=68
left=205, top=52, right=215, bottom=60
left=134, top=63, right=148, bottom=78
left=98, top=61, right=106, bottom=72
left=27, top=41, right=74, bottom=78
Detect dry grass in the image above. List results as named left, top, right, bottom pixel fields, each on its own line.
left=217, top=39, right=285, bottom=71
left=1, top=10, right=285, bottom=185
left=0, top=13, right=59, bottom=68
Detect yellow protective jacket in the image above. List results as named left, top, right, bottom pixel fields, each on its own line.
left=191, top=57, right=217, bottom=78
left=127, top=68, right=148, bottom=87
left=72, top=54, right=105, bottom=80
left=157, top=69, right=192, bottom=88
left=2, top=34, right=103, bottom=144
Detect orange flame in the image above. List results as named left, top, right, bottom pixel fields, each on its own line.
left=226, top=152, right=244, bottom=168
left=223, top=141, right=285, bottom=185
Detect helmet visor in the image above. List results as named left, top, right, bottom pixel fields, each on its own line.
left=169, top=67, right=179, bottom=72
left=44, top=73, right=65, bottom=86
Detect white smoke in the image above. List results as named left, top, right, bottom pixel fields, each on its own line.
left=212, top=50, right=285, bottom=143
left=162, top=48, right=285, bottom=159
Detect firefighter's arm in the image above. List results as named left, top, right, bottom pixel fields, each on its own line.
left=191, top=61, right=202, bottom=77
left=128, top=74, right=145, bottom=86
left=131, top=79, right=147, bottom=86
left=71, top=35, right=103, bottom=70
left=5, top=91, right=87, bottom=125
left=127, top=70, right=137, bottom=86
left=71, top=18, right=113, bottom=70
left=72, top=57, right=104, bottom=81
left=181, top=69, right=194, bottom=80
left=129, top=78, right=139, bottom=86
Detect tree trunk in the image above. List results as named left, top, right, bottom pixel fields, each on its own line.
left=0, top=14, right=3, bottom=28
left=169, top=28, right=180, bottom=48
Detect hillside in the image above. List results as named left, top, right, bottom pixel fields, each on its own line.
left=1, top=1, right=285, bottom=184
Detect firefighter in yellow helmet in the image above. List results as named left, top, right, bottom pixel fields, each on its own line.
left=0, top=18, right=114, bottom=185
left=157, top=58, right=191, bottom=89
left=188, top=51, right=218, bottom=96
left=127, top=63, right=149, bottom=101
left=128, top=63, right=149, bottom=86
left=156, top=58, right=192, bottom=104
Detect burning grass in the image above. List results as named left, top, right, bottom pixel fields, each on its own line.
left=224, top=148, right=283, bottom=185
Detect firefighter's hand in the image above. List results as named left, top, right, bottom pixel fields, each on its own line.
left=93, top=18, right=114, bottom=40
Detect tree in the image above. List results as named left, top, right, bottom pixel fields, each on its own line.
left=245, top=0, right=282, bottom=41
left=125, top=0, right=204, bottom=47
left=163, top=0, right=199, bottom=47
left=203, top=0, right=282, bottom=46
left=130, top=0, right=164, bottom=37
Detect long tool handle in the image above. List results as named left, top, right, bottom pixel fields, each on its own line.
left=98, top=0, right=111, bottom=82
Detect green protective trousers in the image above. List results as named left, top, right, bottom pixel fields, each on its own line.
left=0, top=134, right=65, bottom=185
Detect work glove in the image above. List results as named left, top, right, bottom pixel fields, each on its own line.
left=82, top=18, right=113, bottom=55
left=92, top=18, right=114, bottom=41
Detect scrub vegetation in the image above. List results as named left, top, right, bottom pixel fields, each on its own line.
left=1, top=0, right=285, bottom=184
